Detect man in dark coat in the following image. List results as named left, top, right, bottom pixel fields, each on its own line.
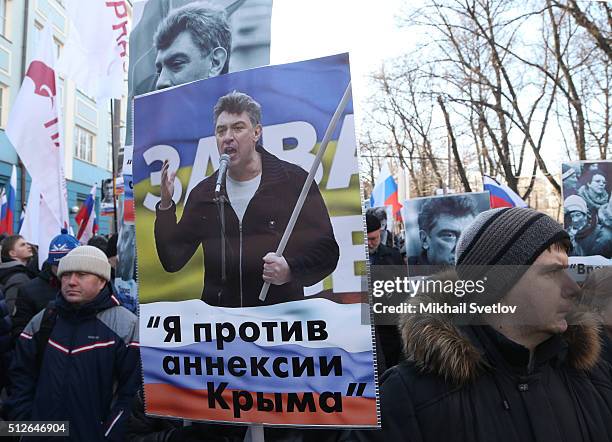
left=352, top=207, right=612, bottom=442
left=11, top=229, right=79, bottom=342
left=0, top=235, right=36, bottom=315
left=155, top=91, right=339, bottom=307
left=367, top=214, right=405, bottom=373
left=366, top=214, right=403, bottom=266
left=6, top=246, right=139, bottom=441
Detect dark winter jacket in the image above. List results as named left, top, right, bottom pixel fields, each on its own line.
left=0, top=289, right=11, bottom=391
left=0, top=261, right=36, bottom=315
left=600, top=331, right=612, bottom=368
left=369, top=244, right=403, bottom=266
left=155, top=146, right=339, bottom=307
left=351, top=271, right=612, bottom=442
left=369, top=244, right=406, bottom=373
left=11, top=262, right=59, bottom=343
left=6, top=285, right=140, bottom=441
left=127, top=389, right=246, bottom=442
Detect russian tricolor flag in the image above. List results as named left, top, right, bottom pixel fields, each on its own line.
left=369, top=162, right=402, bottom=220
left=483, top=175, right=528, bottom=209
left=75, top=184, right=99, bottom=243
left=0, top=165, right=17, bottom=235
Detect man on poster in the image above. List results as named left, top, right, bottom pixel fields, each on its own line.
left=408, top=195, right=478, bottom=275
left=154, top=91, right=339, bottom=307
left=153, top=2, right=231, bottom=91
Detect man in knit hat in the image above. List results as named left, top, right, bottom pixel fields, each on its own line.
left=6, top=245, right=139, bottom=442
left=11, top=229, right=79, bottom=342
left=352, top=207, right=612, bottom=442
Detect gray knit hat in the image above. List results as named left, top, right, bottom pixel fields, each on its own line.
left=57, top=245, right=111, bottom=282
left=455, top=207, right=570, bottom=302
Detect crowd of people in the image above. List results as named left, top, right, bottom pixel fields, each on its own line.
left=1, top=206, right=612, bottom=441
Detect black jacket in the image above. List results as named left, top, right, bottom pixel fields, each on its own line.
left=0, top=289, right=11, bottom=391
left=370, top=244, right=403, bottom=266
left=11, top=263, right=59, bottom=343
left=352, top=272, right=612, bottom=442
left=155, top=147, right=339, bottom=307
left=600, top=331, right=612, bottom=368
left=127, top=389, right=246, bottom=442
left=0, top=261, right=35, bottom=315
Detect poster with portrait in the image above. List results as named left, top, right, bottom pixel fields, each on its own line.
left=117, top=0, right=274, bottom=308
left=133, top=53, right=377, bottom=426
left=403, top=192, right=491, bottom=277
left=126, top=0, right=273, bottom=146
left=562, top=161, right=612, bottom=280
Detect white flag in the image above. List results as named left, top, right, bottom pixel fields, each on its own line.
left=19, top=181, right=62, bottom=268
left=58, top=0, right=129, bottom=100
left=7, top=26, right=69, bottom=243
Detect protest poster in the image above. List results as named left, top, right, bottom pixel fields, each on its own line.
left=126, top=0, right=273, bottom=145
left=403, top=192, right=491, bottom=277
left=116, top=0, right=274, bottom=306
left=562, top=160, right=612, bottom=262
left=133, top=53, right=377, bottom=426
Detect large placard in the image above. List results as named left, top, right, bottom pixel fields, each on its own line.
left=133, top=53, right=377, bottom=426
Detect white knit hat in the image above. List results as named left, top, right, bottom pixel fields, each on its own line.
left=57, top=245, right=111, bottom=281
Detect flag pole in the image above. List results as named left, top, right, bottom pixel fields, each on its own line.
left=259, top=81, right=352, bottom=302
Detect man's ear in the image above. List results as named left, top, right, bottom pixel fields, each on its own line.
left=253, top=124, right=262, bottom=143
left=419, top=230, right=429, bottom=250
left=8, top=249, right=17, bottom=259
left=208, top=47, right=228, bottom=77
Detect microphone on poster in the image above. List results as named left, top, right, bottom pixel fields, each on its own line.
left=215, top=154, right=231, bottom=196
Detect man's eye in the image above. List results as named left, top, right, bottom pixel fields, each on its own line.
left=170, top=61, right=184, bottom=71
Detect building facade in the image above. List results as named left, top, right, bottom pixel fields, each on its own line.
left=0, top=0, right=129, bottom=238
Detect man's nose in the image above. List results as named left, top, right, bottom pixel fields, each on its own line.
left=562, top=271, right=581, bottom=301
left=155, top=68, right=171, bottom=90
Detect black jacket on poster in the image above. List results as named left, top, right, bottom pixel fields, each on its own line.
left=155, top=146, right=339, bottom=307
left=351, top=271, right=612, bottom=442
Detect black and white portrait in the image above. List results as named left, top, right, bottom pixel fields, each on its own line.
left=126, top=0, right=272, bottom=144
left=403, top=192, right=491, bottom=277
left=563, top=161, right=612, bottom=259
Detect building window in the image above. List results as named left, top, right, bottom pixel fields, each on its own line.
left=53, top=38, right=62, bottom=59
left=74, top=126, right=95, bottom=163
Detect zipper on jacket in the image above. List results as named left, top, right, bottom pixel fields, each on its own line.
left=239, top=222, right=243, bottom=307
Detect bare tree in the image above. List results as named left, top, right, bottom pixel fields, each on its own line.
left=359, top=0, right=611, bottom=201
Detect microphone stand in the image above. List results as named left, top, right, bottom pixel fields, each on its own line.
left=214, top=180, right=228, bottom=305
